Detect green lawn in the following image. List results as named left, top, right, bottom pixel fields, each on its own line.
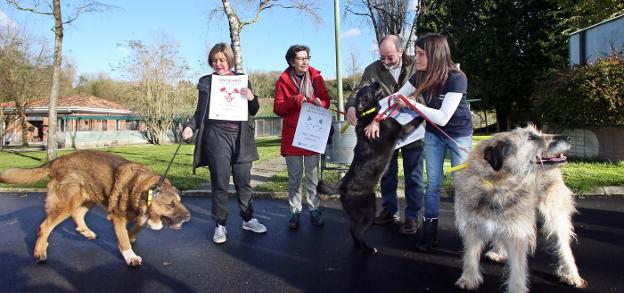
left=0, top=136, right=281, bottom=190
left=1, top=135, right=623, bottom=194
left=255, top=135, right=624, bottom=194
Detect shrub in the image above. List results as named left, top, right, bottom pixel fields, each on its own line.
left=533, top=53, right=624, bottom=127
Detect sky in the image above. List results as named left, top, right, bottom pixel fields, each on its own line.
left=0, top=0, right=402, bottom=83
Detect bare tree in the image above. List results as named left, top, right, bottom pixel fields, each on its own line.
left=0, top=24, right=51, bottom=148
left=345, top=0, right=419, bottom=51
left=214, top=0, right=321, bottom=72
left=5, top=0, right=110, bottom=160
left=346, top=45, right=362, bottom=90
left=117, top=36, right=195, bottom=144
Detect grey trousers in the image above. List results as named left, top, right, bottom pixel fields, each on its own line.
left=284, top=154, right=320, bottom=213
left=205, top=127, right=253, bottom=226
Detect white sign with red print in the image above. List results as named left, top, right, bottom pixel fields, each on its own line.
left=292, top=103, right=333, bottom=154
left=209, top=74, right=249, bottom=121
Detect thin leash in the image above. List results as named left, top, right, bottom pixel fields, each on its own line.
left=303, top=96, right=345, bottom=115
left=147, top=139, right=184, bottom=205
left=396, top=95, right=470, bottom=154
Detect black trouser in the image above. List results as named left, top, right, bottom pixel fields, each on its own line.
left=205, top=127, right=254, bottom=226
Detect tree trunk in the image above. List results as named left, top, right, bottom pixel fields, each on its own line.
left=47, top=0, right=63, bottom=160
left=0, top=110, right=4, bottom=151
left=222, top=0, right=244, bottom=72
left=20, top=117, right=29, bottom=146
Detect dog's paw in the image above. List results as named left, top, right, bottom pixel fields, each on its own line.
left=34, top=250, right=47, bottom=263
left=147, top=219, right=163, bottom=230
left=485, top=249, right=507, bottom=263
left=455, top=275, right=483, bottom=291
left=560, top=275, right=588, bottom=288
left=33, top=242, right=48, bottom=263
left=121, top=248, right=143, bottom=267
left=76, top=227, right=97, bottom=240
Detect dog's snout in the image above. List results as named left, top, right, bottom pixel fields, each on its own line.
left=184, top=214, right=191, bottom=222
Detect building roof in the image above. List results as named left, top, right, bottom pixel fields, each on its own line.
left=1, top=95, right=131, bottom=115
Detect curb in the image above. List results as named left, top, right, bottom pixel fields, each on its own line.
left=2, top=187, right=623, bottom=198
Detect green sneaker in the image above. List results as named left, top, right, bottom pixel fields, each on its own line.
left=310, top=209, right=324, bottom=227
left=288, top=211, right=301, bottom=230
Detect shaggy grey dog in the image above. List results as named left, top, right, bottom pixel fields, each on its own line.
left=453, top=125, right=587, bottom=293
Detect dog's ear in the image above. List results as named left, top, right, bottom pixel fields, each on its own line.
left=483, top=140, right=513, bottom=171
left=370, top=81, right=383, bottom=97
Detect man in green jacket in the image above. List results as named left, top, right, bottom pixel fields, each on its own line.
left=345, top=35, right=425, bottom=235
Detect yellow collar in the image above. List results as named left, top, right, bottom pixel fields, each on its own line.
left=444, top=163, right=495, bottom=188
left=445, top=162, right=468, bottom=175
left=361, top=107, right=376, bottom=117
left=147, top=189, right=154, bottom=207
left=482, top=179, right=495, bottom=188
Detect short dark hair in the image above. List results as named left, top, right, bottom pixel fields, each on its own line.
left=285, top=45, right=310, bottom=66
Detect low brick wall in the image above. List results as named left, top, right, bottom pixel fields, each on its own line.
left=561, top=127, right=624, bottom=161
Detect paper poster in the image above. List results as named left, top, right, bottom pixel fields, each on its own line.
left=377, top=96, right=425, bottom=149
left=292, top=103, right=333, bottom=154
left=209, top=74, right=249, bottom=121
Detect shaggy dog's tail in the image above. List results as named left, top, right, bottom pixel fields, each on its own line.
left=0, top=165, right=50, bottom=184
left=317, top=180, right=338, bottom=196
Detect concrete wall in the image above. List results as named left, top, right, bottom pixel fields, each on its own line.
left=59, top=130, right=149, bottom=149
left=561, top=128, right=624, bottom=161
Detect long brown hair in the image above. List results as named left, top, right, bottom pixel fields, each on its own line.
left=411, top=33, right=462, bottom=105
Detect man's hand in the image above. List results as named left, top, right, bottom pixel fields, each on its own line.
left=240, top=88, right=254, bottom=101
left=364, top=120, right=380, bottom=140
left=346, top=106, right=357, bottom=126
left=182, top=127, right=194, bottom=141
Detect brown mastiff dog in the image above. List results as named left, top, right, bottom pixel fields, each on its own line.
left=0, top=150, right=191, bottom=267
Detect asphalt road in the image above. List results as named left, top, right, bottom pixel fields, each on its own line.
left=1, top=192, right=622, bottom=293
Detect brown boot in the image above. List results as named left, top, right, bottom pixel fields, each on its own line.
left=398, top=218, right=419, bottom=235
left=373, top=209, right=400, bottom=225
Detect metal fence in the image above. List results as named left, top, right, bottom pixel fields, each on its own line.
left=254, top=117, right=282, bottom=137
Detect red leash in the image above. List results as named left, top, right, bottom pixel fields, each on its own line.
left=302, top=96, right=345, bottom=115
left=396, top=95, right=470, bottom=154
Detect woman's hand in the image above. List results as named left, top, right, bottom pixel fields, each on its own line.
left=240, top=88, right=254, bottom=101
left=182, top=127, right=194, bottom=140
left=395, top=95, right=417, bottom=108
left=311, top=97, right=322, bottom=106
left=293, top=94, right=305, bottom=105
left=364, top=120, right=380, bottom=140
left=346, top=106, right=357, bottom=126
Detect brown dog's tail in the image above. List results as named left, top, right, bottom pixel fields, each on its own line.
left=0, top=165, right=50, bottom=184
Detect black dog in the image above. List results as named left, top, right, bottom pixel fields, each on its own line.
left=318, top=82, right=420, bottom=255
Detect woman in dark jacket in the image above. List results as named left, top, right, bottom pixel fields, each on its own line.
left=183, top=43, right=266, bottom=244
left=273, top=45, right=331, bottom=230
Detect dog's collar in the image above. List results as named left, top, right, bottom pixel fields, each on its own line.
left=360, top=107, right=377, bottom=117
left=444, top=163, right=496, bottom=188
left=445, top=163, right=468, bottom=174
left=147, top=189, right=158, bottom=207
left=482, top=179, right=495, bottom=188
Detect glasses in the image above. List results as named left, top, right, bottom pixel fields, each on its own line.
left=379, top=55, right=397, bottom=62
left=294, top=56, right=311, bottom=62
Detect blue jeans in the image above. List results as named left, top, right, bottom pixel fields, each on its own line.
left=423, top=132, right=472, bottom=219
left=380, top=143, right=425, bottom=221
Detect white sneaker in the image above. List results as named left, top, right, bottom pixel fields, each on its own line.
left=242, top=218, right=267, bottom=233
left=213, top=225, right=227, bottom=244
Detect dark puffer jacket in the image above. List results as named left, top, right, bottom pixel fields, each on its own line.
left=185, top=73, right=260, bottom=174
